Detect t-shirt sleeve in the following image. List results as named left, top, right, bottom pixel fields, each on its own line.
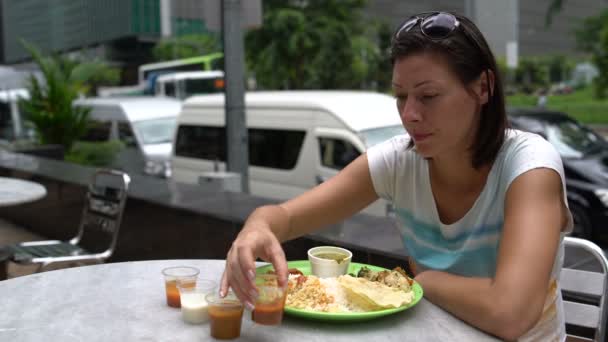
left=366, top=135, right=410, bottom=202
left=504, top=132, right=564, bottom=187
left=503, top=131, right=573, bottom=232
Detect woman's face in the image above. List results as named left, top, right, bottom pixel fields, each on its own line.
left=392, top=52, right=487, bottom=161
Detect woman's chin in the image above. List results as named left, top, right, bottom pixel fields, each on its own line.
left=414, top=145, right=434, bottom=158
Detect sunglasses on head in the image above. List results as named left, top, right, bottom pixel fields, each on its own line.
left=394, top=12, right=460, bottom=40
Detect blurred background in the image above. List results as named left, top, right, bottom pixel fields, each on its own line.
left=1, top=0, right=608, bottom=260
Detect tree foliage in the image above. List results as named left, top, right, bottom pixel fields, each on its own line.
left=572, top=9, right=608, bottom=99
left=19, top=41, right=114, bottom=150
left=245, top=0, right=386, bottom=90
left=153, top=33, right=221, bottom=61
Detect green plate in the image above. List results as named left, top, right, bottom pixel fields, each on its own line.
left=256, top=260, right=423, bottom=322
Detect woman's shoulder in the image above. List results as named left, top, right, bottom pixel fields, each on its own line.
left=495, top=128, right=563, bottom=184
left=501, top=128, right=558, bottom=159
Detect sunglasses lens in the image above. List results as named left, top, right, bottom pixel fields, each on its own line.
left=421, top=13, right=457, bottom=38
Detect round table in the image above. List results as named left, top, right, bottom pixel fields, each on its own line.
left=0, top=177, right=46, bottom=206
left=0, top=260, right=499, bottom=341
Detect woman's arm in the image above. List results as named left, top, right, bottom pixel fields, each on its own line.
left=415, top=168, right=567, bottom=340
left=221, top=154, right=379, bottom=306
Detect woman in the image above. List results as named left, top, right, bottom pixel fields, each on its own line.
left=221, top=12, right=571, bottom=341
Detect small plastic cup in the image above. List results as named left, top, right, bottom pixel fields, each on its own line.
left=178, top=278, right=217, bottom=324
left=161, top=266, right=200, bottom=308
left=252, top=274, right=287, bottom=325
left=206, top=291, right=245, bottom=340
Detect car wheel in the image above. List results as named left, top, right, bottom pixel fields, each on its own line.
left=569, top=203, right=592, bottom=239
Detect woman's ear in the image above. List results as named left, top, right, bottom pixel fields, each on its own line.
left=477, top=70, right=495, bottom=105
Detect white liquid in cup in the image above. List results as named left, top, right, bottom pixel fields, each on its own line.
left=180, top=292, right=210, bottom=324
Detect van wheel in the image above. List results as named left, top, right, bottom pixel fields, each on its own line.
left=569, top=203, right=592, bottom=240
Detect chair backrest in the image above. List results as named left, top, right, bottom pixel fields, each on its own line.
left=561, top=236, right=608, bottom=342
left=70, top=169, right=130, bottom=259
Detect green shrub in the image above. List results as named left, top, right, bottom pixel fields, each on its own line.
left=65, top=140, right=125, bottom=167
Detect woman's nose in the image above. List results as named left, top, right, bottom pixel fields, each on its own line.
left=399, top=98, right=421, bottom=123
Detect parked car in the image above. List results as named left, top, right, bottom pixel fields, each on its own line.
left=508, top=108, right=608, bottom=240
left=74, top=97, right=182, bottom=178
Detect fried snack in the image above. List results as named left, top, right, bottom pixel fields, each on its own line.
left=337, top=275, right=414, bottom=310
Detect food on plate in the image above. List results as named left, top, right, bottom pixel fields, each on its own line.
left=338, top=275, right=414, bottom=310
left=357, top=266, right=413, bottom=292
left=284, top=266, right=415, bottom=313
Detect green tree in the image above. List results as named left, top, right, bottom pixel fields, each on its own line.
left=572, top=9, right=608, bottom=98
left=153, top=33, right=221, bottom=61
left=545, top=0, right=564, bottom=27
left=245, top=0, right=384, bottom=90
left=19, top=42, right=111, bottom=150
left=592, top=25, right=608, bottom=98
left=575, top=9, right=608, bottom=52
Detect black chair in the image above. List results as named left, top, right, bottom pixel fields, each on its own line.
left=6, top=169, right=130, bottom=273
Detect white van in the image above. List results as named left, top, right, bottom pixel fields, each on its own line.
left=171, top=91, right=406, bottom=216
left=0, top=88, right=30, bottom=141
left=74, top=97, right=182, bottom=178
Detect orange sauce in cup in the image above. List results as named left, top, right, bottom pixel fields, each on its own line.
left=208, top=305, right=245, bottom=339
left=165, top=280, right=181, bottom=307
left=252, top=299, right=285, bottom=325
left=165, top=280, right=196, bottom=308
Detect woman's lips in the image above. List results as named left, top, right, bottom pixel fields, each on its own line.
left=413, top=133, right=432, bottom=142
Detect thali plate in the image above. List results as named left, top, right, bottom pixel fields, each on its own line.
left=256, top=260, right=423, bottom=322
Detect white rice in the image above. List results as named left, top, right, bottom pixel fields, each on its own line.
left=319, top=277, right=366, bottom=313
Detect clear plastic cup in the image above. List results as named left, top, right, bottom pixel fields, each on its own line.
left=161, top=266, right=199, bottom=308
left=206, top=291, right=245, bottom=340
left=251, top=274, right=287, bottom=325
left=177, top=278, right=217, bottom=324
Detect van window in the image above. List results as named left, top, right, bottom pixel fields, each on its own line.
left=0, top=102, right=13, bottom=140
left=164, top=82, right=176, bottom=97
left=82, top=121, right=112, bottom=142
left=174, top=125, right=306, bottom=169
left=318, top=137, right=361, bottom=170
left=117, top=122, right=137, bottom=147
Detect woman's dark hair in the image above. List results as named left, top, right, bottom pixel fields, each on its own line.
left=390, top=12, right=507, bottom=169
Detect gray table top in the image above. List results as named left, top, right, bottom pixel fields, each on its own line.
left=0, top=260, right=498, bottom=342
left=0, top=177, right=46, bottom=206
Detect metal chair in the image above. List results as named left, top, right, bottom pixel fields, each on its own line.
left=7, top=169, right=130, bottom=273
left=561, top=237, right=608, bottom=342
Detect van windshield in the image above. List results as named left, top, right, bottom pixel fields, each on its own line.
left=132, top=117, right=176, bottom=145
left=360, top=125, right=406, bottom=148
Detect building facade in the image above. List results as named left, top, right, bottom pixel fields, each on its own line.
left=365, top=0, right=608, bottom=58
left=0, top=0, right=209, bottom=83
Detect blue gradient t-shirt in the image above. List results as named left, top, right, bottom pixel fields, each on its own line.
left=367, top=129, right=572, bottom=341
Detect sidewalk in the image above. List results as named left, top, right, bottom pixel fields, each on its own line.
left=0, top=218, right=45, bottom=278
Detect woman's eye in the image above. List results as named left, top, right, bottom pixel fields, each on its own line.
left=395, top=95, right=407, bottom=105
left=421, top=94, right=438, bottom=102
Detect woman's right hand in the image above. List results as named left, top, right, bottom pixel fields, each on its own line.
left=219, top=219, right=289, bottom=310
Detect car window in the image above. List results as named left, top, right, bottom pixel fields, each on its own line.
left=545, top=119, right=605, bottom=158
left=174, top=125, right=306, bottom=170
left=318, top=137, right=361, bottom=170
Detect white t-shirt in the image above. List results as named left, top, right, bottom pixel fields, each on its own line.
left=367, top=129, right=572, bottom=341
